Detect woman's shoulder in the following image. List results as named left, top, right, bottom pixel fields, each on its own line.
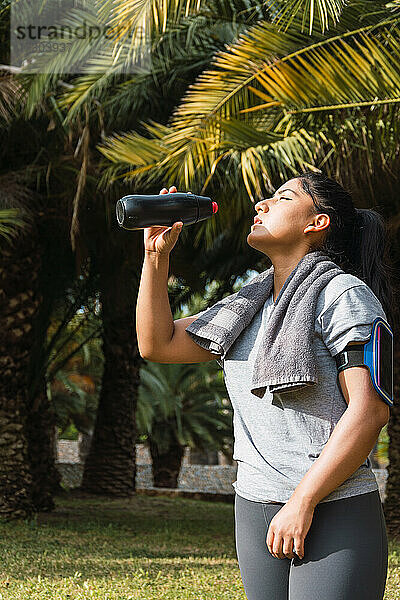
left=317, top=272, right=373, bottom=310
left=315, top=272, right=386, bottom=328
left=315, top=273, right=387, bottom=355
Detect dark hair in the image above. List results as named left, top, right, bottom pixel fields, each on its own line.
left=295, top=171, right=397, bottom=328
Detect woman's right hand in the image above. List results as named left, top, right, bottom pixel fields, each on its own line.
left=144, top=186, right=184, bottom=255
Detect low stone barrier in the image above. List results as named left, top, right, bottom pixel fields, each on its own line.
left=56, top=440, right=388, bottom=502
left=56, top=462, right=388, bottom=503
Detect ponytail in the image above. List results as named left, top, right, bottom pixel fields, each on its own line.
left=350, top=207, right=397, bottom=328
left=296, top=171, right=398, bottom=328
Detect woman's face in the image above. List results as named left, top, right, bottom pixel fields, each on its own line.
left=247, top=177, right=329, bottom=256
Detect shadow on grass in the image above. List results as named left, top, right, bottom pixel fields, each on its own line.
left=0, top=490, right=238, bottom=580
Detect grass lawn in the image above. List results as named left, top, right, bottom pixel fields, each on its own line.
left=0, top=491, right=398, bottom=599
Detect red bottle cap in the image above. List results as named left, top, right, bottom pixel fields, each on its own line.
left=212, top=201, right=218, bottom=214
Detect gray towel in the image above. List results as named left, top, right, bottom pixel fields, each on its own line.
left=185, top=249, right=345, bottom=398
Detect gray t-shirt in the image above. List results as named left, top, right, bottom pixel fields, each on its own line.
left=198, top=273, right=388, bottom=505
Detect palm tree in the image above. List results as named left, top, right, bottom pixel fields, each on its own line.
left=0, top=4, right=56, bottom=519
left=0, top=80, right=103, bottom=517
left=78, top=234, right=146, bottom=496
left=137, top=360, right=232, bottom=487
left=0, top=178, right=38, bottom=519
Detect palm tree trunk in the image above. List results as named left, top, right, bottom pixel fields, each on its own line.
left=149, top=437, right=185, bottom=488
left=25, top=386, right=63, bottom=511
left=383, top=321, right=400, bottom=538
left=0, top=397, right=34, bottom=520
left=80, top=241, right=143, bottom=496
left=0, top=233, right=40, bottom=520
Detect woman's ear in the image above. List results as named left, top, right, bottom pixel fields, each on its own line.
left=304, top=214, right=330, bottom=234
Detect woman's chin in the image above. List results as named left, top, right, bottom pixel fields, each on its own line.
left=246, top=227, right=270, bottom=254
left=247, top=233, right=267, bottom=251
left=248, top=227, right=267, bottom=239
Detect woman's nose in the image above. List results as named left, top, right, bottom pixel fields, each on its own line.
left=255, top=199, right=269, bottom=213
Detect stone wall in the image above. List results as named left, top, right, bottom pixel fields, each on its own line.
left=56, top=441, right=388, bottom=502
left=57, top=439, right=80, bottom=463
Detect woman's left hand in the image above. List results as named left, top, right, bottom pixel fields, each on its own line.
left=266, top=497, right=315, bottom=560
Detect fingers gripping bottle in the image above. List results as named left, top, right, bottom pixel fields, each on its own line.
left=116, top=192, right=218, bottom=230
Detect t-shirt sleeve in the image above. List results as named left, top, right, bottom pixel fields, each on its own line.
left=319, top=284, right=388, bottom=357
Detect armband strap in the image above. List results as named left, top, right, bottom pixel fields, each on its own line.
left=335, top=344, right=366, bottom=371
left=334, top=317, right=394, bottom=408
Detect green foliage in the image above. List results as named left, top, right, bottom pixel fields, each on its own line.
left=137, top=359, right=233, bottom=456
left=376, top=423, right=390, bottom=467
left=46, top=284, right=104, bottom=436
left=50, top=368, right=100, bottom=436
left=46, top=298, right=103, bottom=384
left=57, top=422, right=80, bottom=440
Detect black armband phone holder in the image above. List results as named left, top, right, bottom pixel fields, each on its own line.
left=335, top=317, right=393, bottom=407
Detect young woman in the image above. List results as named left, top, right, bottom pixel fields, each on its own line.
left=136, top=172, right=394, bottom=600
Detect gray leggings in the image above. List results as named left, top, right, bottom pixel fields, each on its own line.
left=235, top=490, right=388, bottom=600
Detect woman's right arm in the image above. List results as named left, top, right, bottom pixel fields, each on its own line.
left=136, top=186, right=218, bottom=364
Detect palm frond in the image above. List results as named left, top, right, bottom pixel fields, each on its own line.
left=137, top=357, right=231, bottom=452
left=0, top=72, right=23, bottom=124
left=268, top=0, right=347, bottom=34
left=99, top=0, right=204, bottom=41
left=170, top=20, right=400, bottom=128
left=98, top=17, right=400, bottom=198
left=0, top=208, right=31, bottom=243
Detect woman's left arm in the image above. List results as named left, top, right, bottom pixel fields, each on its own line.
left=266, top=365, right=390, bottom=560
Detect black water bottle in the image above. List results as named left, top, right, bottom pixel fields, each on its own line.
left=116, top=192, right=218, bottom=230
